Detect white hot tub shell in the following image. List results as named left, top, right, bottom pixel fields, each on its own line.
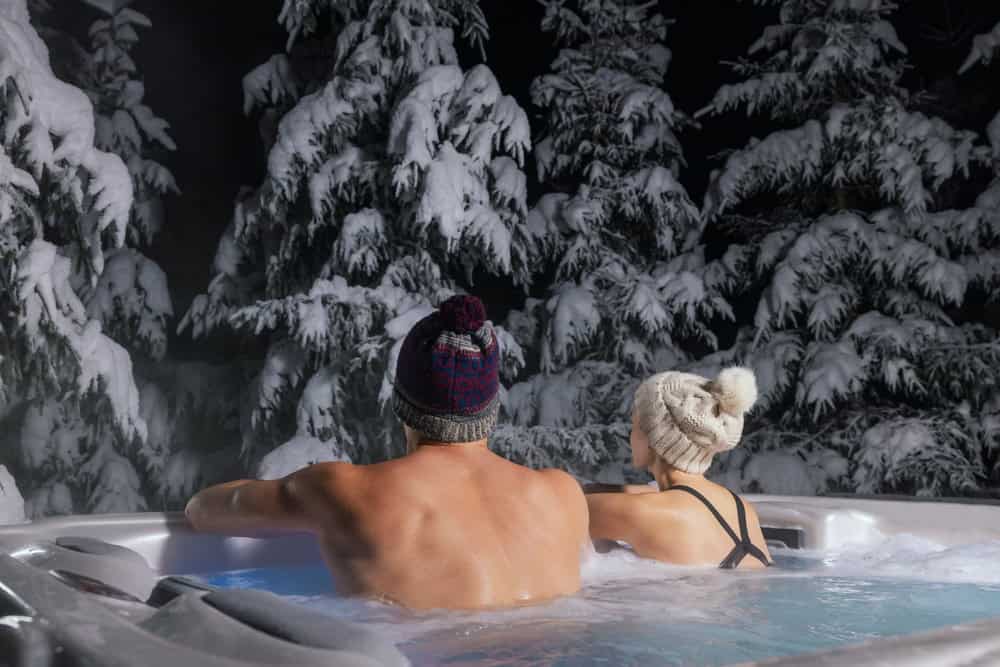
left=0, top=495, right=998, bottom=667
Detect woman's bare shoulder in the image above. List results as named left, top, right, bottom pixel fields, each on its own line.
left=619, top=496, right=684, bottom=541
left=619, top=494, right=693, bottom=556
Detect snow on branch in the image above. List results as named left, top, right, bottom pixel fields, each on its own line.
left=243, top=55, right=299, bottom=115
left=0, top=2, right=158, bottom=517
left=705, top=103, right=977, bottom=218
left=497, top=1, right=731, bottom=475
left=83, top=248, right=172, bottom=361
left=1, top=2, right=134, bottom=268
left=15, top=240, right=145, bottom=441
left=959, top=21, right=1000, bottom=74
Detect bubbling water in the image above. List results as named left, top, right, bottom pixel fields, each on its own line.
left=787, top=534, right=1000, bottom=585
left=199, top=535, right=1000, bottom=666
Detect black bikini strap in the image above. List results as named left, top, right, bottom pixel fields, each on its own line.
left=719, top=546, right=744, bottom=570
left=729, top=490, right=771, bottom=567
left=669, top=485, right=740, bottom=545
left=745, top=543, right=771, bottom=566
left=730, top=489, right=750, bottom=543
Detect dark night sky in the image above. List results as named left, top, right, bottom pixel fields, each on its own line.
left=47, top=1, right=1000, bottom=359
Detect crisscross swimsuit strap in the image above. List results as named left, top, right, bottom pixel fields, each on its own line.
left=669, top=485, right=772, bottom=569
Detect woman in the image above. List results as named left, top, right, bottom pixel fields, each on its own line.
left=585, top=367, right=772, bottom=569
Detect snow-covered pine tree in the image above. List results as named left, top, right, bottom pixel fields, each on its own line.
left=69, top=1, right=177, bottom=360
left=34, top=1, right=176, bottom=355
left=181, top=0, right=534, bottom=473
left=61, top=0, right=194, bottom=509
left=490, top=0, right=733, bottom=481
left=0, top=0, right=148, bottom=515
left=695, top=0, right=1000, bottom=497
left=953, top=21, right=1000, bottom=493
left=13, top=0, right=190, bottom=513
left=960, top=21, right=1000, bottom=181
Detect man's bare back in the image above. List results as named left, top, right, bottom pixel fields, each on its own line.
left=185, top=440, right=589, bottom=609
left=186, top=296, right=589, bottom=609
left=294, top=442, right=587, bottom=608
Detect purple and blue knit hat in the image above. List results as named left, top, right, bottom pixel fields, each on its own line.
left=391, top=295, right=500, bottom=442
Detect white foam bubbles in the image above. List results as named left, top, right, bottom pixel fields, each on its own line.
left=280, top=538, right=1000, bottom=665
left=775, top=534, right=1000, bottom=585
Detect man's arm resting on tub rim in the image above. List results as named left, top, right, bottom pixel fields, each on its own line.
left=184, top=463, right=349, bottom=537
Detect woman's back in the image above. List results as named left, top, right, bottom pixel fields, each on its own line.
left=589, top=479, right=771, bottom=569
left=655, top=480, right=770, bottom=568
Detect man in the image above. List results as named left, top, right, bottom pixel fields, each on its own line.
left=185, top=295, right=589, bottom=610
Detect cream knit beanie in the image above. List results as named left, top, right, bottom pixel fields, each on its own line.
left=632, top=367, right=758, bottom=474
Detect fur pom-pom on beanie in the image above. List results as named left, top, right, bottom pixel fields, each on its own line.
left=632, top=367, right=758, bottom=474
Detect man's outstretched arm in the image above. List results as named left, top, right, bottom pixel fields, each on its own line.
left=184, top=464, right=344, bottom=537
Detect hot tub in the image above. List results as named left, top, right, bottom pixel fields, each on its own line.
left=1, top=495, right=999, bottom=666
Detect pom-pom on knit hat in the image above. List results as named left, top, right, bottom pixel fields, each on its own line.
left=632, top=367, right=758, bottom=474
left=391, top=295, right=500, bottom=443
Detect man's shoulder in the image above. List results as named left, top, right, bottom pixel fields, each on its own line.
left=533, top=466, right=576, bottom=483
left=295, top=460, right=355, bottom=481
left=291, top=460, right=412, bottom=521
left=533, top=468, right=585, bottom=501
left=287, top=461, right=365, bottom=500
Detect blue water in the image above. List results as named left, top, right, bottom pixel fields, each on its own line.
left=200, top=563, right=335, bottom=596
left=190, top=540, right=1000, bottom=667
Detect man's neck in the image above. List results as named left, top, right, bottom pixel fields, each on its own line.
left=408, top=439, right=490, bottom=454
left=417, top=439, right=489, bottom=449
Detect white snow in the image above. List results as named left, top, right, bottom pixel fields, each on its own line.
left=268, top=77, right=359, bottom=196
left=81, top=444, right=146, bottom=513
left=0, top=0, right=134, bottom=251
left=708, top=120, right=824, bottom=218
left=490, top=156, right=527, bottom=214
left=741, top=451, right=819, bottom=495
left=336, top=209, right=386, bottom=277
left=253, top=340, right=307, bottom=428
left=0, top=465, right=25, bottom=524
left=25, top=482, right=73, bottom=518
left=160, top=0, right=999, bottom=501
left=256, top=435, right=349, bottom=480
left=179, top=0, right=538, bottom=475
left=384, top=303, right=436, bottom=340
left=242, top=54, right=298, bottom=115
left=309, top=145, right=363, bottom=217
left=16, top=240, right=146, bottom=439
left=19, top=400, right=85, bottom=471
left=959, top=21, right=1000, bottom=74
left=542, top=284, right=600, bottom=370
left=987, top=112, right=1000, bottom=166
left=796, top=342, right=865, bottom=418
left=415, top=142, right=487, bottom=247
left=852, top=420, right=977, bottom=496
left=85, top=248, right=173, bottom=360
left=388, top=64, right=464, bottom=186
left=0, top=1, right=179, bottom=516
